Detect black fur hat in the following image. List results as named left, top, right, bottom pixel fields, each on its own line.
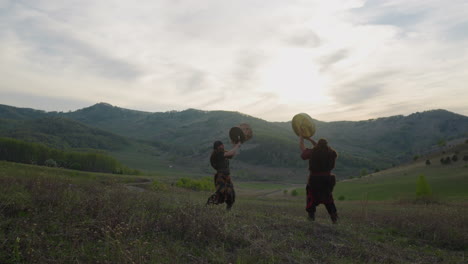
left=213, top=140, right=223, bottom=149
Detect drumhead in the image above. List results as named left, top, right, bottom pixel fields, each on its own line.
left=229, top=126, right=246, bottom=144
left=239, top=123, right=253, bottom=141
left=292, top=113, right=316, bottom=137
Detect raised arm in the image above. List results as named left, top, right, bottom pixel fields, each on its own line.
left=224, top=142, right=241, bottom=157
left=306, top=137, right=317, bottom=147
left=299, top=135, right=306, bottom=152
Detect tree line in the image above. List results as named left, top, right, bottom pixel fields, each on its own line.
left=0, top=137, right=139, bottom=175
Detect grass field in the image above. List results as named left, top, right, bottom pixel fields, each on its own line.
left=283, top=143, right=468, bottom=201
left=1, top=160, right=467, bottom=263
left=334, top=162, right=468, bottom=201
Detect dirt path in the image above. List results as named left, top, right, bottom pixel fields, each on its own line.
left=125, top=181, right=152, bottom=192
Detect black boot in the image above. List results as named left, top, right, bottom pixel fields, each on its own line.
left=330, top=213, right=338, bottom=224
left=308, top=211, right=315, bottom=221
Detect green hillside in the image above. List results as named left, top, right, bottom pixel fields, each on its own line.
left=0, top=104, right=47, bottom=120
left=1, top=103, right=467, bottom=182
left=0, top=116, right=130, bottom=151
left=62, top=103, right=468, bottom=180
left=334, top=142, right=468, bottom=201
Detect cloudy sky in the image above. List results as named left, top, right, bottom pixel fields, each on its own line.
left=1, top=0, right=467, bottom=121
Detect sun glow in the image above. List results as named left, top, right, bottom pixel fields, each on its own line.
left=259, top=48, right=331, bottom=105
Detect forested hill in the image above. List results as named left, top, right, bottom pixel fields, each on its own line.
left=277, top=109, right=468, bottom=161
left=0, top=103, right=467, bottom=180
left=0, top=106, right=130, bottom=151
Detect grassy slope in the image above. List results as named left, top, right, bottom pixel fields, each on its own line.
left=0, top=160, right=148, bottom=184
left=334, top=162, right=468, bottom=201
left=334, top=143, right=468, bottom=201
left=1, top=161, right=467, bottom=263
left=234, top=143, right=468, bottom=202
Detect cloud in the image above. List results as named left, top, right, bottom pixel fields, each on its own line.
left=1, top=2, right=142, bottom=81
left=0, top=0, right=467, bottom=122
left=330, top=71, right=397, bottom=105
left=318, top=49, right=349, bottom=72
left=444, top=21, right=468, bottom=41
left=286, top=30, right=321, bottom=48
left=0, top=90, right=90, bottom=112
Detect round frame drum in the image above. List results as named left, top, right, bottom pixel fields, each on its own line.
left=292, top=113, right=316, bottom=137
left=239, top=123, right=253, bottom=141
left=229, top=123, right=253, bottom=144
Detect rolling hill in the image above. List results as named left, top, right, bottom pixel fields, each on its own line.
left=333, top=141, right=468, bottom=200
left=0, top=103, right=467, bottom=181
left=0, top=115, right=130, bottom=151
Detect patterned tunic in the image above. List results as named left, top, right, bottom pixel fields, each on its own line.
left=206, top=151, right=235, bottom=208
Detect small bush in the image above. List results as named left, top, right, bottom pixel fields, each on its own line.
left=425, top=159, right=431, bottom=166
left=416, top=174, right=432, bottom=197
left=151, top=179, right=168, bottom=191
left=283, top=189, right=288, bottom=195
left=291, top=189, right=299, bottom=196
left=175, top=177, right=213, bottom=191
left=44, top=159, right=57, bottom=167
left=338, top=195, right=345, bottom=201
left=444, top=156, right=451, bottom=164
left=360, top=168, right=368, bottom=177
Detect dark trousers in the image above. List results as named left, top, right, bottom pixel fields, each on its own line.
left=307, top=200, right=337, bottom=215
left=306, top=175, right=337, bottom=218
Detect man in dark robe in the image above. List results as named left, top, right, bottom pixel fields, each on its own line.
left=300, top=136, right=338, bottom=223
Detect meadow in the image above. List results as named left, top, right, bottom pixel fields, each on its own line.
left=1, top=161, right=467, bottom=263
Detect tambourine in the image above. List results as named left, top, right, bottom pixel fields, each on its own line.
left=229, top=123, right=253, bottom=144
left=292, top=113, right=316, bottom=138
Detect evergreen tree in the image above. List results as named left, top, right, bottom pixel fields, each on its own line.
left=416, top=174, right=432, bottom=197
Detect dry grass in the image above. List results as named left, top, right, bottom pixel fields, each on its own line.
left=1, top=173, right=467, bottom=263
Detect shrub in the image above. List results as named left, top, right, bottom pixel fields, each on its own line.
left=338, top=195, right=345, bottom=201
left=175, top=177, right=213, bottom=191
left=452, top=154, right=458, bottom=162
left=425, top=159, right=431, bottom=166
left=360, top=168, right=368, bottom=177
left=151, top=179, right=168, bottom=191
left=44, top=159, right=57, bottom=167
left=283, top=190, right=288, bottom=195
left=416, top=174, right=432, bottom=197
left=444, top=156, right=451, bottom=164
left=291, top=189, right=299, bottom=196
left=438, top=139, right=446, bottom=147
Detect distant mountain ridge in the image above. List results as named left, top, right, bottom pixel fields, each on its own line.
left=0, top=103, right=467, bottom=181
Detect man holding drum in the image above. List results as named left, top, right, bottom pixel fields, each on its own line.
left=206, top=140, right=241, bottom=210
left=206, top=123, right=252, bottom=210
left=293, top=113, right=338, bottom=223
left=300, top=136, right=338, bottom=223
